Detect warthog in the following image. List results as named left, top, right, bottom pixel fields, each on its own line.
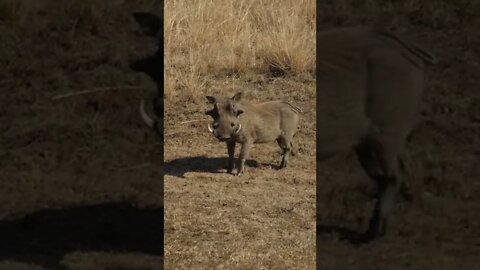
left=129, top=12, right=163, bottom=137
left=205, top=92, right=302, bottom=176
left=318, top=26, right=436, bottom=242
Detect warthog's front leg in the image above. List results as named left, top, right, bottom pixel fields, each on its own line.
left=236, top=141, right=252, bottom=176
left=226, top=141, right=236, bottom=174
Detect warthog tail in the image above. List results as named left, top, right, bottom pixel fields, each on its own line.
left=377, top=31, right=437, bottom=66
left=283, top=102, right=303, bottom=114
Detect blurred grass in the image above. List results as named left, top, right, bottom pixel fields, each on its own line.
left=164, top=0, right=316, bottom=100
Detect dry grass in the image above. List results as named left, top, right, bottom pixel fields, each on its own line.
left=164, top=0, right=316, bottom=100
left=318, top=0, right=480, bottom=30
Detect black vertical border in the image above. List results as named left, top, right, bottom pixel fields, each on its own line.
left=158, top=0, right=165, bottom=267
left=315, top=0, right=320, bottom=268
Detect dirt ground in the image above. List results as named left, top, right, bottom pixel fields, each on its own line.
left=317, top=1, right=480, bottom=270
left=163, top=78, right=316, bottom=269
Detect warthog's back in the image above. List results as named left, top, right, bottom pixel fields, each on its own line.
left=318, top=26, right=434, bottom=158
left=238, top=100, right=300, bottom=144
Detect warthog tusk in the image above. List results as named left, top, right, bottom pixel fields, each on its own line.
left=235, top=123, right=242, bottom=133
left=207, top=123, right=213, bottom=133
left=140, top=99, right=155, bottom=128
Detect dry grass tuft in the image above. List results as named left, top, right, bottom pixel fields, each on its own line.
left=0, top=0, right=156, bottom=34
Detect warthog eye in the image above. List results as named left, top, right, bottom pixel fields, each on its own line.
left=230, top=123, right=235, bottom=127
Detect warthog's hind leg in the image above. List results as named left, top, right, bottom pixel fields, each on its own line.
left=290, top=141, right=296, bottom=156
left=355, top=137, right=402, bottom=242
left=277, top=136, right=292, bottom=169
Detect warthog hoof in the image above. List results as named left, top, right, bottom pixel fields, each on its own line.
left=361, top=218, right=386, bottom=243
left=356, top=230, right=383, bottom=244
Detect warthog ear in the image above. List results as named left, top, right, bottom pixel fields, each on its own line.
left=231, top=92, right=243, bottom=102
left=206, top=96, right=216, bottom=104
left=132, top=12, right=161, bottom=37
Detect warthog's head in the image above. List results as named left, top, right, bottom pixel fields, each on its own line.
left=130, top=12, right=163, bottom=137
left=130, top=48, right=162, bottom=90
left=129, top=12, right=163, bottom=90
left=205, top=92, right=244, bottom=142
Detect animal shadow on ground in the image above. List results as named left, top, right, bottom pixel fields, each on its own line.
left=316, top=224, right=368, bottom=245
left=164, top=156, right=265, bottom=178
left=0, top=202, right=163, bottom=270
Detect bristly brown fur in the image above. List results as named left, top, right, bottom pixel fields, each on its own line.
left=318, top=26, right=435, bottom=242
left=205, top=92, right=301, bottom=176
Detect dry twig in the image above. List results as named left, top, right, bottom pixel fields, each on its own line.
left=52, top=86, right=148, bottom=100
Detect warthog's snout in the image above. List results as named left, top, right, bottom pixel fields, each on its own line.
left=207, top=122, right=241, bottom=141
